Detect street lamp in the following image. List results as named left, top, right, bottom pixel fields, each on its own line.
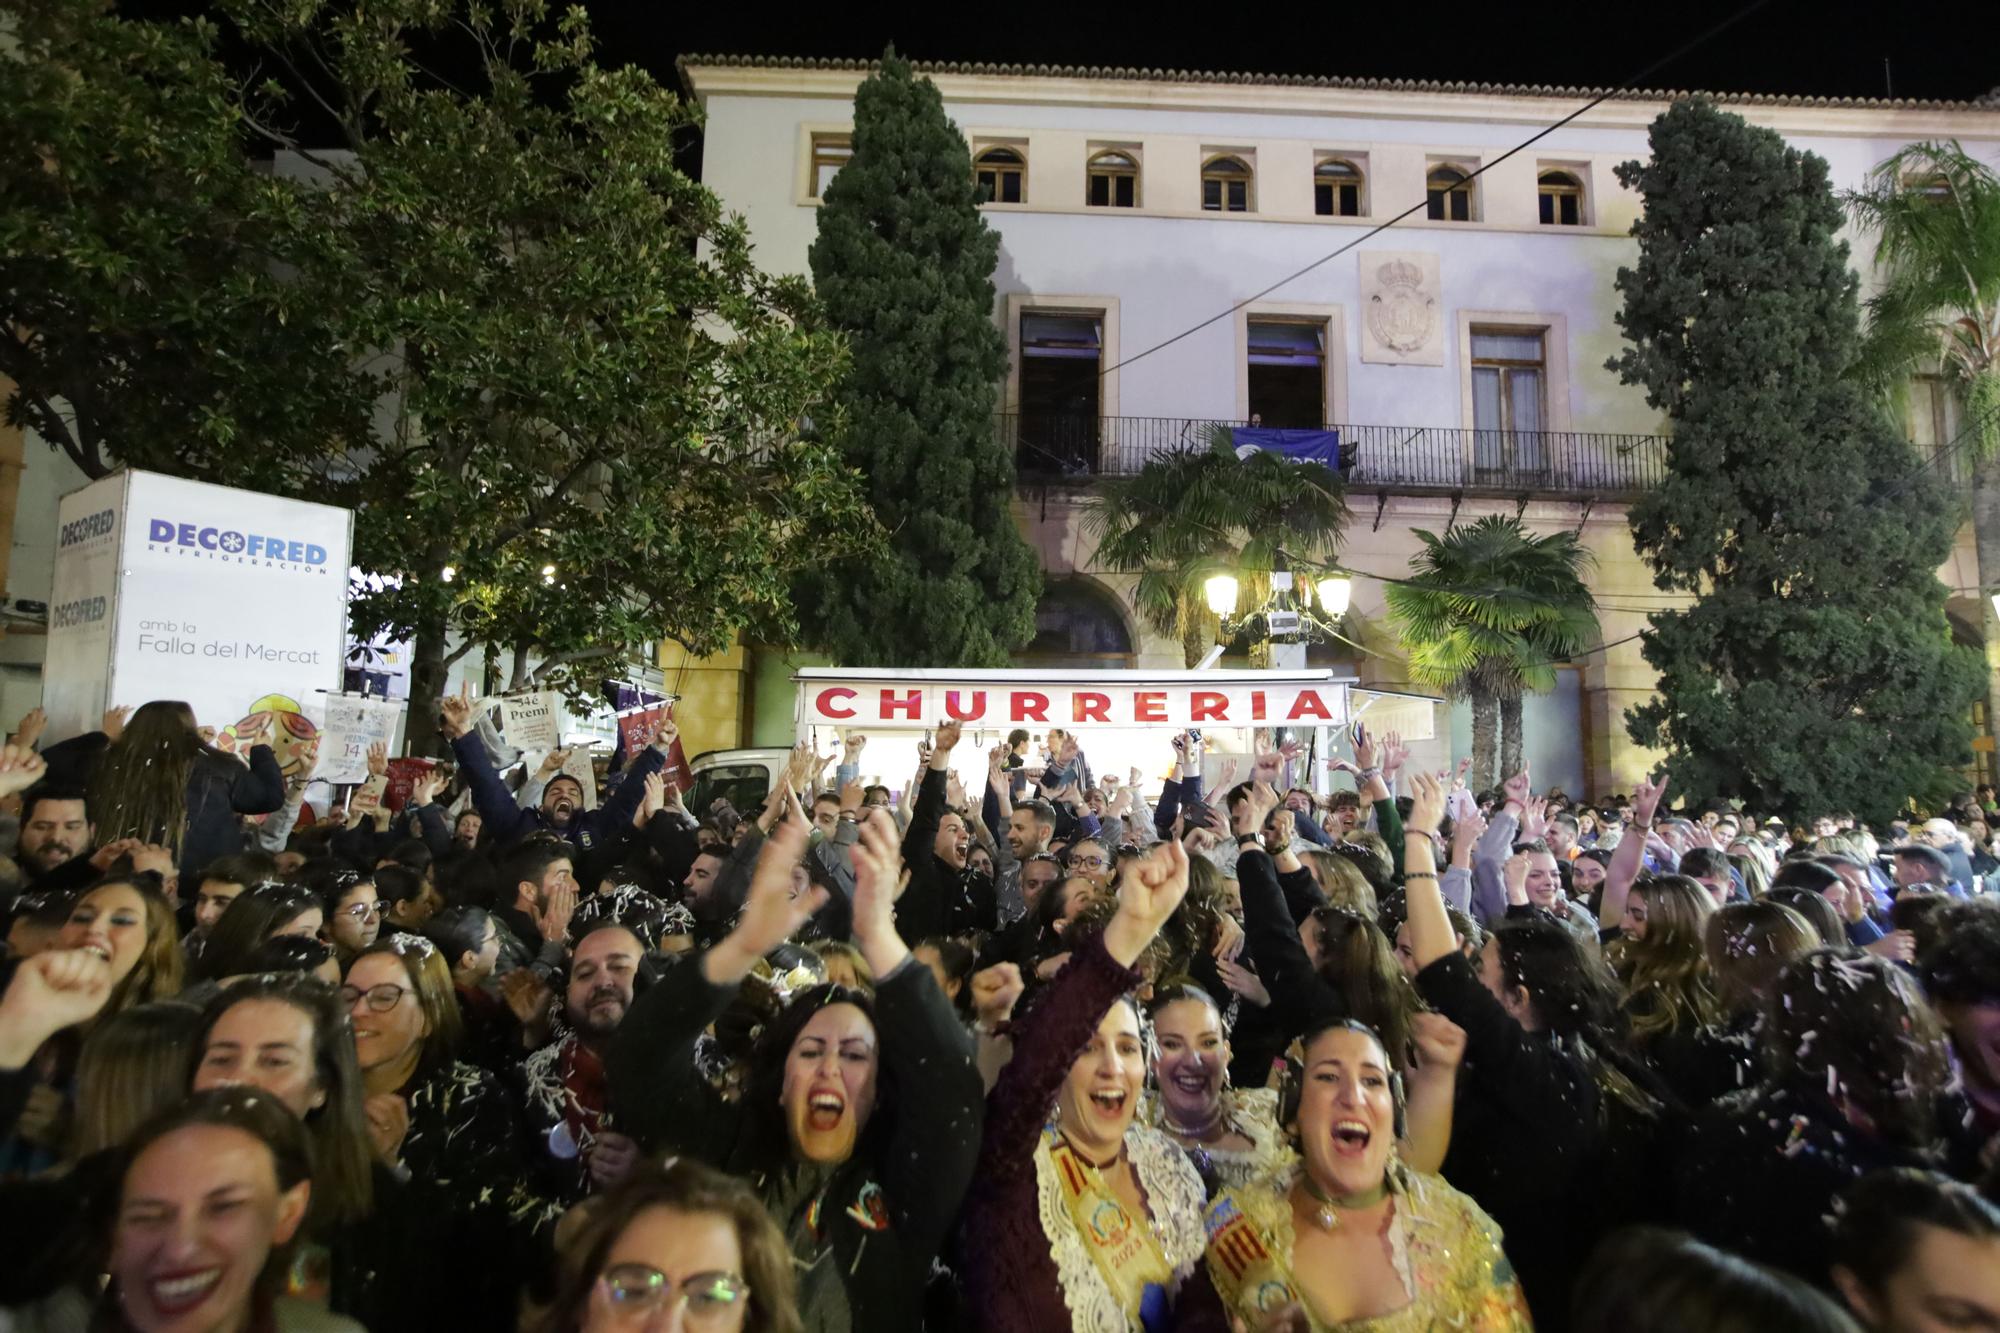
left=1205, top=574, right=1240, bottom=617
left=1318, top=573, right=1352, bottom=617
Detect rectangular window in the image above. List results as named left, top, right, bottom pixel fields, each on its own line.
left=1470, top=328, right=1546, bottom=474
left=1246, top=319, right=1327, bottom=428
left=1909, top=375, right=1964, bottom=481
left=1018, top=313, right=1103, bottom=472
left=810, top=135, right=851, bottom=200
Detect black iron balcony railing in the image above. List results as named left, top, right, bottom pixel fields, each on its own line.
left=1000, top=413, right=1669, bottom=499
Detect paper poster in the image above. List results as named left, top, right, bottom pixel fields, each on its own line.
left=314, top=696, right=405, bottom=784
left=529, top=747, right=600, bottom=809
left=384, top=756, right=435, bottom=813
left=499, top=691, right=562, bottom=753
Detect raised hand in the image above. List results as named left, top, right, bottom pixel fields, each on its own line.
left=1105, top=840, right=1191, bottom=966
left=708, top=809, right=826, bottom=984
left=102, top=704, right=131, bottom=740
left=1233, top=780, right=1282, bottom=838
left=971, top=963, right=1025, bottom=1030
left=1410, top=1011, right=1467, bottom=1072
left=410, top=768, right=445, bottom=808
left=1352, top=722, right=1378, bottom=771
left=1449, top=807, right=1487, bottom=864
left=0, top=947, right=115, bottom=1064
left=1630, top=773, right=1671, bottom=829
left=843, top=731, right=868, bottom=759
left=651, top=719, right=679, bottom=753
left=1380, top=731, right=1410, bottom=778
left=1503, top=851, right=1532, bottom=906
left=366, top=741, right=389, bottom=779
left=850, top=810, right=908, bottom=973
left=945, top=772, right=967, bottom=809
left=9, top=707, right=46, bottom=750
left=1520, top=796, right=1550, bottom=842
left=640, top=771, right=667, bottom=821
left=1264, top=808, right=1296, bottom=853
left=1407, top=771, right=1447, bottom=836
left=1252, top=749, right=1284, bottom=782
left=438, top=683, right=475, bottom=739
left=934, top=720, right=963, bottom=755
left=0, top=743, right=48, bottom=800
left=1501, top=764, right=1532, bottom=811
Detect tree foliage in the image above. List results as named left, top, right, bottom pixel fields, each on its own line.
left=1082, top=435, right=1349, bottom=668
left=1383, top=516, right=1598, bottom=790
left=2, top=0, right=878, bottom=726
left=800, top=51, right=1041, bottom=667
left=1609, top=99, right=1981, bottom=823
left=0, top=0, right=369, bottom=484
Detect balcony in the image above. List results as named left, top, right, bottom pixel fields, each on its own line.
left=1000, top=414, right=1668, bottom=500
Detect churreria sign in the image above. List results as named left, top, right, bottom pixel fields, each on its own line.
left=146, top=519, right=330, bottom=572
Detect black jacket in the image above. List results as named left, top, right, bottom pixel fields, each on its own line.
left=1414, top=950, right=1609, bottom=1333
left=451, top=731, right=662, bottom=858
left=42, top=733, right=285, bottom=881
left=895, top=767, right=997, bottom=943
left=611, top=951, right=983, bottom=1332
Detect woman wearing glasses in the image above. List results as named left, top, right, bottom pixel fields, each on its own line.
left=312, top=864, right=384, bottom=965
left=538, top=1160, right=801, bottom=1333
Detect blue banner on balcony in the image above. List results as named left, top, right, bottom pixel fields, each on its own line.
left=1229, top=427, right=1346, bottom=468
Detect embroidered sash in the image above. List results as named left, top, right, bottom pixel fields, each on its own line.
left=1046, top=1129, right=1175, bottom=1330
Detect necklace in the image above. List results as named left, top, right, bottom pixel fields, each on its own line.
left=1058, top=1129, right=1127, bottom=1173
left=1161, top=1101, right=1228, bottom=1142
left=1298, top=1173, right=1390, bottom=1232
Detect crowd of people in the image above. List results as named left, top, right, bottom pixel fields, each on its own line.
left=1, top=696, right=1998, bottom=1333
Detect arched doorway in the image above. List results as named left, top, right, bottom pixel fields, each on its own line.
left=1018, top=578, right=1135, bottom=669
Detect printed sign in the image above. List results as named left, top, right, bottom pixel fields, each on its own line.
left=800, top=677, right=1351, bottom=730
left=315, top=696, right=405, bottom=784
left=384, top=757, right=436, bottom=813
left=500, top=691, right=562, bottom=753
left=44, top=471, right=352, bottom=745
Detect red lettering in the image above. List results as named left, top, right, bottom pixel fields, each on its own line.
left=1133, top=691, right=1167, bottom=723
left=1285, top=689, right=1333, bottom=721
left=945, top=689, right=988, bottom=721
left=1073, top=692, right=1110, bottom=723
left=1251, top=690, right=1267, bottom=721
left=1190, top=691, right=1228, bottom=721
left=880, top=689, right=922, bottom=720
left=816, top=687, right=857, bottom=720
left=1011, top=691, right=1049, bottom=722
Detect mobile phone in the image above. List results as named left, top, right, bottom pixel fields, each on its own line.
left=1187, top=728, right=1202, bottom=744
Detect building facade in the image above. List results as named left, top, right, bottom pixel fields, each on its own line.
left=677, top=56, right=2000, bottom=795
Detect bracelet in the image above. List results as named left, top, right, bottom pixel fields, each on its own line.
left=1357, top=767, right=1382, bottom=784
left=1235, top=834, right=1260, bottom=847
left=1402, top=870, right=1438, bottom=880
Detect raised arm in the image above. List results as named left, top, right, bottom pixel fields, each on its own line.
left=442, top=685, right=536, bottom=844
left=1470, top=767, right=1529, bottom=926
left=1599, top=774, right=1668, bottom=930
left=229, top=744, right=287, bottom=815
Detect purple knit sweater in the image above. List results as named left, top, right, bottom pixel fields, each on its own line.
left=959, top=933, right=1144, bottom=1333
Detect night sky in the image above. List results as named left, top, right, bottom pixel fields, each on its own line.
left=583, top=0, right=1995, bottom=105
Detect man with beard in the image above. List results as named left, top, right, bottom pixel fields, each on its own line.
left=13, top=785, right=96, bottom=890
left=438, top=683, right=669, bottom=859
left=493, top=840, right=577, bottom=981
left=519, top=921, right=645, bottom=1203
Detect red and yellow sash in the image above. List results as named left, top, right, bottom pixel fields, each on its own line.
left=1047, top=1130, right=1175, bottom=1324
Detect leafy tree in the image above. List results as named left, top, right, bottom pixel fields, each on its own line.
left=1609, top=99, right=1981, bottom=823
left=801, top=51, right=1040, bottom=667
left=1383, top=516, right=1598, bottom=791
left=1846, top=143, right=2000, bottom=743
left=4, top=0, right=878, bottom=741
left=0, top=0, right=369, bottom=484
left=1082, top=437, right=1349, bottom=667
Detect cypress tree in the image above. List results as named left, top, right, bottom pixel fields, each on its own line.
left=1610, top=99, right=1982, bottom=823
left=801, top=51, right=1042, bottom=666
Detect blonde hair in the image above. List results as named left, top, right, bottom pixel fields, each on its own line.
left=1301, top=849, right=1377, bottom=918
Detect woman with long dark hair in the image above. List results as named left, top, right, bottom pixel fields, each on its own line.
left=1675, top=950, right=1955, bottom=1284
left=1402, top=772, right=1667, bottom=1333
left=83, top=700, right=285, bottom=880
left=195, top=882, right=324, bottom=983
left=611, top=808, right=981, bottom=1331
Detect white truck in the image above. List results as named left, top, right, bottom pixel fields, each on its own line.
left=683, top=666, right=1440, bottom=816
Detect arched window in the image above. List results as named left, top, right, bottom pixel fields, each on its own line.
left=1020, top=579, right=1135, bottom=667
left=1087, top=150, right=1140, bottom=208
left=975, top=146, right=1026, bottom=205
left=1426, top=165, right=1474, bottom=222
left=1537, top=169, right=1584, bottom=226
left=1314, top=158, right=1364, bottom=217
left=1202, top=155, right=1254, bottom=213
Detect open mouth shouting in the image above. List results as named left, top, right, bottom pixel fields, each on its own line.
left=806, top=1088, right=847, bottom=1132
left=1169, top=1068, right=1212, bottom=1098
left=1086, top=1086, right=1130, bottom=1122
left=1331, top=1119, right=1373, bottom=1157
left=146, top=1267, right=224, bottom=1316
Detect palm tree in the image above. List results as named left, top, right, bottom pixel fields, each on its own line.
left=1383, top=516, right=1600, bottom=791
left=1081, top=435, right=1348, bottom=667
left=1846, top=142, right=2000, bottom=737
